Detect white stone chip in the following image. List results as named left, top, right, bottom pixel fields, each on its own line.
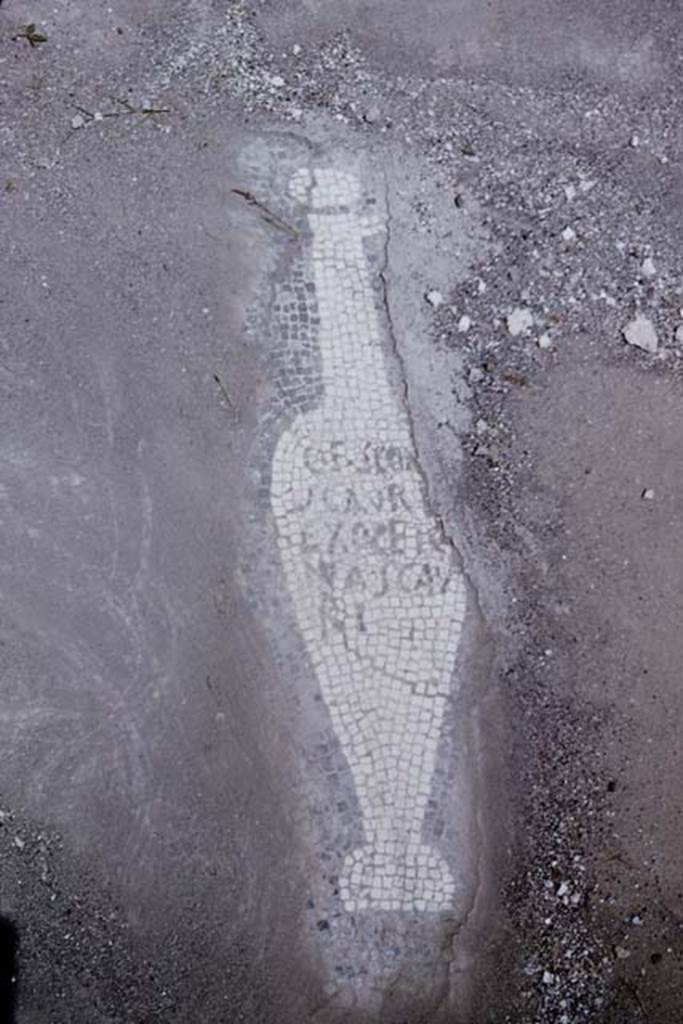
left=538, top=332, right=553, bottom=349
left=675, top=324, right=683, bottom=345
left=563, top=183, right=577, bottom=201
left=542, top=971, right=556, bottom=986
left=507, top=307, right=534, bottom=336
left=561, top=226, right=576, bottom=242
left=457, top=314, right=471, bottom=333
left=71, top=114, right=85, bottom=129
left=641, top=256, right=656, bottom=278
left=426, top=290, right=444, bottom=308
left=622, top=315, right=658, bottom=353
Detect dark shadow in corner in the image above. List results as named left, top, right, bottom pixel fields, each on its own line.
left=0, top=916, right=18, bottom=1023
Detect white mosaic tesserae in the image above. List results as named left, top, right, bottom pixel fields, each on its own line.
left=271, top=167, right=467, bottom=912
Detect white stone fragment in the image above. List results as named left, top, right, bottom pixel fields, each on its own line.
left=507, top=307, right=534, bottom=336
left=71, top=114, right=85, bottom=129
left=641, top=256, right=656, bottom=278
left=622, top=315, right=658, bottom=353
left=563, top=183, right=577, bottom=201
left=641, top=488, right=655, bottom=501
left=269, top=74, right=285, bottom=88
left=630, top=133, right=640, bottom=147
left=538, top=332, right=553, bottom=350
left=94, top=111, right=104, bottom=122
left=542, top=971, right=556, bottom=986
left=426, top=289, right=444, bottom=308
left=457, top=314, right=471, bottom=333
left=579, top=178, right=596, bottom=192
left=292, top=43, right=302, bottom=55
left=561, top=226, right=576, bottom=242
left=675, top=324, right=683, bottom=345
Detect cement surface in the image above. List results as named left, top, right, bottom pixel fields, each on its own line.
left=0, top=1, right=681, bottom=1022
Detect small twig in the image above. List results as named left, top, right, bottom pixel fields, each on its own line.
left=200, top=223, right=231, bottom=248
left=71, top=99, right=170, bottom=128
left=622, top=980, right=649, bottom=1021
left=112, top=96, right=170, bottom=118
left=13, top=24, right=48, bottom=47
left=212, top=373, right=238, bottom=419
left=231, top=187, right=298, bottom=238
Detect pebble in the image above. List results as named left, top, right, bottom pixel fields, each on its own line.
left=563, top=183, right=577, bottom=201
left=292, top=43, right=302, bottom=55
left=538, top=332, right=553, bottom=350
left=641, top=256, right=656, bottom=278
left=426, top=290, right=444, bottom=308
left=675, top=324, right=683, bottom=345
left=622, top=315, right=658, bottom=354
left=468, top=366, right=484, bottom=384
left=641, top=488, right=655, bottom=501
left=364, top=106, right=381, bottom=124
left=71, top=114, right=85, bottom=130
left=270, top=75, right=285, bottom=88
left=457, top=314, right=471, bottom=333
left=561, top=226, right=576, bottom=242
left=615, top=946, right=631, bottom=960
left=507, top=307, right=534, bottom=336
left=542, top=970, right=556, bottom=986
left=13, top=836, right=25, bottom=850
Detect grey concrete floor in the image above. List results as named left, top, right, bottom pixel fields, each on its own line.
left=0, top=1, right=682, bottom=1022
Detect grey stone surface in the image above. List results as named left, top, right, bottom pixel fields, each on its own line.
left=1, top=1, right=682, bottom=1022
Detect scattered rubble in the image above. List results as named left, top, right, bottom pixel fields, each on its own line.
left=507, top=307, right=534, bottom=337
left=425, top=289, right=444, bottom=308
left=622, top=315, right=658, bottom=354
